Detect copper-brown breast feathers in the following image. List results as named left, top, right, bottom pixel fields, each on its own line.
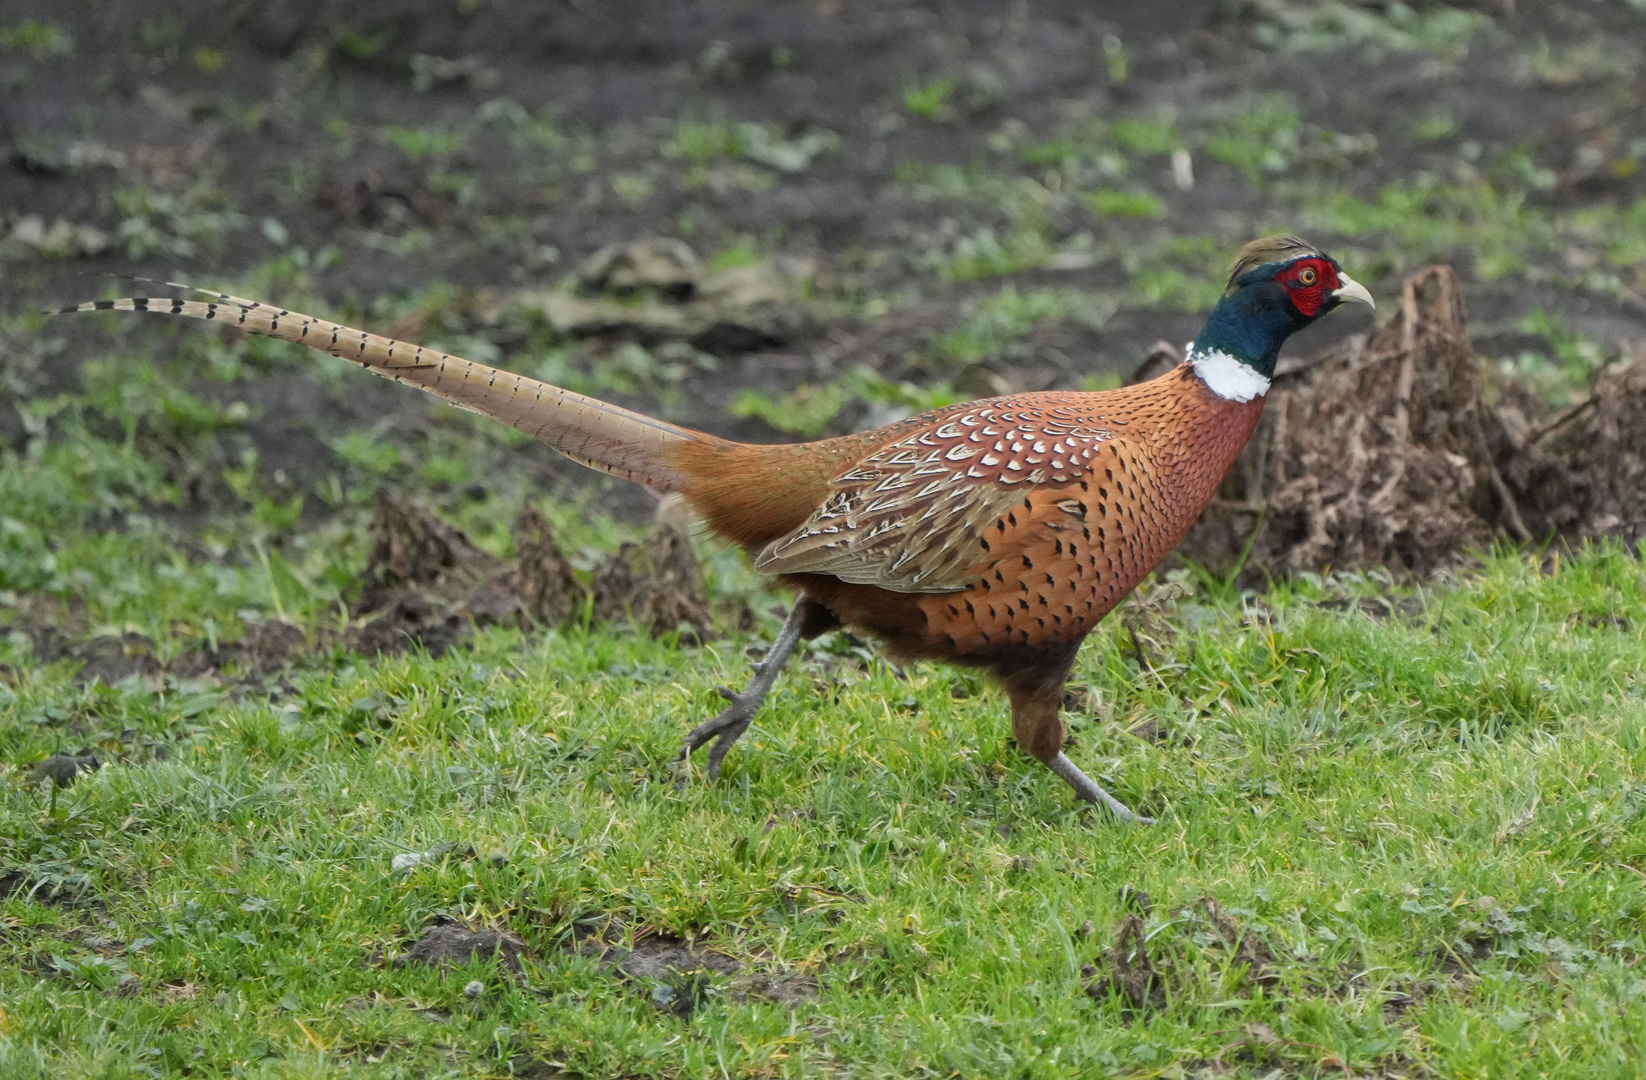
left=920, top=436, right=1177, bottom=654
left=752, top=398, right=1116, bottom=593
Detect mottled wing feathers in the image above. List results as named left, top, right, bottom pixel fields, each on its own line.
left=754, top=398, right=1116, bottom=593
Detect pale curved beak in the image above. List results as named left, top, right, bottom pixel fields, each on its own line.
left=1331, top=272, right=1375, bottom=310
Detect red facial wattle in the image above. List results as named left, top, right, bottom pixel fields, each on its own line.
left=1274, top=258, right=1341, bottom=318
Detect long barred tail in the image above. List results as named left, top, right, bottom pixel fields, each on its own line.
left=57, top=286, right=705, bottom=491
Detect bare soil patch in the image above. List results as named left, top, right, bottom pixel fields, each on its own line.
left=388, top=922, right=531, bottom=973
left=569, top=916, right=818, bottom=1013
left=169, top=619, right=309, bottom=680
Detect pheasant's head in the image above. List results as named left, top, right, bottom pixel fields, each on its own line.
left=1188, top=235, right=1374, bottom=402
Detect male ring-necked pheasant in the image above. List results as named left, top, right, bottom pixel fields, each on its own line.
left=61, top=235, right=1371, bottom=822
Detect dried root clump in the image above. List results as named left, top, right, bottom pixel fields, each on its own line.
left=590, top=523, right=716, bottom=642
left=507, top=507, right=584, bottom=626
left=1085, top=914, right=1167, bottom=1016
left=348, top=495, right=515, bottom=657
left=1081, top=894, right=1279, bottom=1020
left=348, top=495, right=722, bottom=656
left=1508, top=349, right=1646, bottom=541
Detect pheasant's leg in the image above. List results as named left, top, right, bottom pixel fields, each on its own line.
left=1000, top=657, right=1154, bottom=825
left=675, top=598, right=811, bottom=783
left=1046, top=752, right=1154, bottom=825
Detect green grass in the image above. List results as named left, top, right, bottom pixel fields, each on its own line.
left=663, top=120, right=747, bottom=164
left=902, top=79, right=956, bottom=121
left=9, top=393, right=1646, bottom=1080
left=929, top=286, right=1077, bottom=367
left=0, top=19, right=71, bottom=60
left=111, top=180, right=244, bottom=261
left=729, top=382, right=851, bottom=437
left=1300, top=177, right=1556, bottom=282
left=1204, top=96, right=1302, bottom=187
left=1084, top=190, right=1165, bottom=220
left=1502, top=309, right=1611, bottom=406
left=380, top=126, right=466, bottom=162
left=1247, top=2, right=1488, bottom=58
left=730, top=366, right=968, bottom=437
left=1110, top=119, right=1179, bottom=158
left=1126, top=236, right=1228, bottom=312
left=939, top=221, right=1059, bottom=282
left=894, top=45, right=1644, bottom=317
left=663, top=121, right=839, bottom=175
left=10, top=302, right=1646, bottom=1078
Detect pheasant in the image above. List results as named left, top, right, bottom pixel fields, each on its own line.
left=60, top=234, right=1371, bottom=822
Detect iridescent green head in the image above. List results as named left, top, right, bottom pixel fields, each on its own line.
left=1190, top=235, right=1375, bottom=390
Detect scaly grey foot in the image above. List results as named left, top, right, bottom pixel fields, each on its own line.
left=674, top=600, right=807, bottom=786
left=1048, top=752, right=1155, bottom=824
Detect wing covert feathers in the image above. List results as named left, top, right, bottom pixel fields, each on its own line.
left=754, top=398, right=1118, bottom=593
left=59, top=288, right=703, bottom=491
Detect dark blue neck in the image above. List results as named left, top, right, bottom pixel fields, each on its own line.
left=1189, top=279, right=1306, bottom=380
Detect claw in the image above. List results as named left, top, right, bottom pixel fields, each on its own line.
left=674, top=600, right=811, bottom=789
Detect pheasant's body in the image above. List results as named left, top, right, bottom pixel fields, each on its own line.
left=708, top=376, right=1259, bottom=655
left=60, top=236, right=1371, bottom=822
left=727, top=376, right=1264, bottom=766
left=821, top=378, right=1260, bottom=657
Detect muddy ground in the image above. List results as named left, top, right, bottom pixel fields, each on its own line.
left=2, top=0, right=1644, bottom=534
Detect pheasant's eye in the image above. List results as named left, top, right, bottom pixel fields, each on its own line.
left=1298, top=267, right=1317, bottom=285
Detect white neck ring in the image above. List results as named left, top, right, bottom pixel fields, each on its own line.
left=1188, top=345, right=1270, bottom=403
